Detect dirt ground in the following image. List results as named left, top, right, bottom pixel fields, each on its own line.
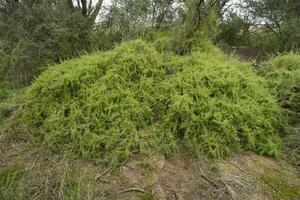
left=222, top=46, right=269, bottom=62
left=1, top=140, right=299, bottom=200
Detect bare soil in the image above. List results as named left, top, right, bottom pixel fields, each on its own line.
left=1, top=140, right=299, bottom=200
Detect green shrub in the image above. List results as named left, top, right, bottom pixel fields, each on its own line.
left=262, top=53, right=300, bottom=168
left=153, top=36, right=173, bottom=53
left=261, top=53, right=300, bottom=118
left=153, top=31, right=218, bottom=55
left=22, top=40, right=283, bottom=165
left=218, top=13, right=249, bottom=46
left=91, top=29, right=122, bottom=51
left=249, top=32, right=281, bottom=54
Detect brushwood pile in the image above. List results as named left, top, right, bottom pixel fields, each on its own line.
left=22, top=40, right=284, bottom=165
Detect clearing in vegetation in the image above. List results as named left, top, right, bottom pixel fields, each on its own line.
left=20, top=40, right=284, bottom=165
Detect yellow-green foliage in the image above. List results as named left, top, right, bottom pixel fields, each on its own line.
left=261, top=53, right=300, bottom=116
left=153, top=36, right=173, bottom=53
left=22, top=40, right=283, bottom=165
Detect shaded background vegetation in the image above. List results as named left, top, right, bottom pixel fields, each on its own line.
left=1, top=0, right=298, bottom=86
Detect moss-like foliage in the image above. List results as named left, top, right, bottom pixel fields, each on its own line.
left=22, top=40, right=283, bottom=165
left=261, top=53, right=300, bottom=117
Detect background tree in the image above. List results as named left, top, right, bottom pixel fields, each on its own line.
left=244, top=0, right=300, bottom=51
left=184, top=0, right=229, bottom=35
left=0, top=0, right=104, bottom=85
left=217, top=12, right=250, bottom=46
left=66, top=0, right=104, bottom=23
left=1, top=0, right=299, bottom=85
left=150, top=0, right=175, bottom=28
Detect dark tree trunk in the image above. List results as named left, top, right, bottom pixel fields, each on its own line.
left=65, top=0, right=103, bottom=23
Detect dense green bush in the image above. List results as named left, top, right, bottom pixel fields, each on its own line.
left=91, top=28, right=122, bottom=51
left=153, top=36, right=173, bottom=53
left=261, top=53, right=300, bottom=117
left=261, top=53, right=300, bottom=167
left=22, top=40, right=283, bottom=165
left=152, top=29, right=218, bottom=55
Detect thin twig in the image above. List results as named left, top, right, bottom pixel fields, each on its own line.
left=95, top=168, right=112, bottom=180
left=30, top=153, right=40, bottom=170
left=97, top=178, right=111, bottom=184
left=197, top=161, right=220, bottom=189
left=222, top=181, right=237, bottom=200
left=99, top=191, right=107, bottom=200
left=120, top=187, right=146, bottom=194
left=0, top=163, right=7, bottom=167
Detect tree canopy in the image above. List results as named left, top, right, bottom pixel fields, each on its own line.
left=0, top=0, right=299, bottom=85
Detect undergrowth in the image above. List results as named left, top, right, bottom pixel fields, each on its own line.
left=21, top=40, right=283, bottom=166
left=0, top=85, right=24, bottom=142
left=261, top=53, right=300, bottom=119
left=261, top=53, right=300, bottom=167
left=0, top=159, right=94, bottom=200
